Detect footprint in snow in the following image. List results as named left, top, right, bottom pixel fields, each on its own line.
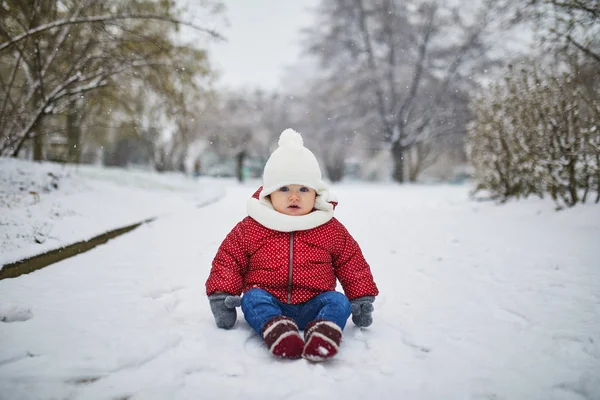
left=0, top=305, right=33, bottom=323
left=144, top=286, right=185, bottom=300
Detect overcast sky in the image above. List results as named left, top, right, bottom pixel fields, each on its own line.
left=179, top=0, right=532, bottom=92
left=192, top=0, right=320, bottom=91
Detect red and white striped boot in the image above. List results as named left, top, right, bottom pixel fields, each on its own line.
left=262, top=316, right=305, bottom=359
left=302, top=319, right=343, bottom=362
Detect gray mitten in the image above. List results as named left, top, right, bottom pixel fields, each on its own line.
left=208, top=293, right=242, bottom=329
left=350, top=296, right=375, bottom=327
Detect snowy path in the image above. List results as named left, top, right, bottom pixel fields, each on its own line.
left=1, top=183, right=599, bottom=400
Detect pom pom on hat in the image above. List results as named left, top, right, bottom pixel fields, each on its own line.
left=278, top=128, right=304, bottom=147
left=260, top=129, right=327, bottom=199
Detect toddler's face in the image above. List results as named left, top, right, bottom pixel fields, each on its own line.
left=269, top=185, right=316, bottom=216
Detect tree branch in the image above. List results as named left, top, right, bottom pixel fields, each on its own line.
left=393, top=3, right=437, bottom=141
left=3, top=54, right=179, bottom=156
left=0, top=51, right=23, bottom=134
left=566, top=34, right=600, bottom=63
left=354, top=0, right=392, bottom=139
left=0, top=13, right=224, bottom=53
left=41, top=1, right=87, bottom=78
left=551, top=0, right=600, bottom=18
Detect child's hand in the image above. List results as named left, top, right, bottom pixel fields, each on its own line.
left=208, top=293, right=242, bottom=329
left=350, top=296, right=375, bottom=327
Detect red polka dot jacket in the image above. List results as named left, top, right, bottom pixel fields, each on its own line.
left=206, top=188, right=379, bottom=304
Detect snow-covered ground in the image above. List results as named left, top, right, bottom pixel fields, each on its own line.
left=1, top=159, right=599, bottom=400
left=0, top=158, right=224, bottom=266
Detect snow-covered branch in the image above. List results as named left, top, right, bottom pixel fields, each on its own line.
left=0, top=1, right=222, bottom=162
left=565, top=34, right=600, bottom=63
left=0, top=14, right=223, bottom=53
left=468, top=61, right=600, bottom=207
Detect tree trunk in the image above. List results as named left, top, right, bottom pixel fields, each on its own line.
left=326, top=165, right=344, bottom=182
left=567, top=158, right=578, bottom=206
left=155, top=148, right=166, bottom=172
left=596, top=153, right=600, bottom=203
left=177, top=158, right=186, bottom=173
left=236, top=150, right=246, bottom=183
left=391, top=140, right=405, bottom=183
left=33, top=131, right=43, bottom=161
left=407, top=147, right=420, bottom=182
left=32, top=89, right=43, bottom=161
left=66, top=104, right=81, bottom=164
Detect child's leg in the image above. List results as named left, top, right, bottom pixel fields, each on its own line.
left=296, top=291, right=352, bottom=362
left=296, top=291, right=352, bottom=330
left=241, top=288, right=304, bottom=359
left=241, top=288, right=284, bottom=335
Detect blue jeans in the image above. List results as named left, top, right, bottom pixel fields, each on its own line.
left=241, top=288, right=352, bottom=335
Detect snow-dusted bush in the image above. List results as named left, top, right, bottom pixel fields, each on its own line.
left=467, top=61, right=600, bottom=209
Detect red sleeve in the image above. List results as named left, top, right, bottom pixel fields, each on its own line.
left=332, top=220, right=379, bottom=300
left=205, top=220, right=248, bottom=296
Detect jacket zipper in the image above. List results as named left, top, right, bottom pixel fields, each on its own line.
left=287, top=232, right=295, bottom=304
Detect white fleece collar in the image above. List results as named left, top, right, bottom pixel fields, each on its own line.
left=246, top=190, right=336, bottom=232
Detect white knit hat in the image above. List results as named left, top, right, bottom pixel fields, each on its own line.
left=260, top=129, right=328, bottom=200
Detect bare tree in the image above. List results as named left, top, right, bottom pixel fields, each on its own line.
left=303, top=0, right=508, bottom=182
left=197, top=88, right=310, bottom=182
left=298, top=76, right=376, bottom=182
left=0, top=0, right=222, bottom=160
left=518, top=0, right=600, bottom=64
left=200, top=91, right=261, bottom=181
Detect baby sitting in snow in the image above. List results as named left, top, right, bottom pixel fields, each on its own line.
left=205, top=129, right=379, bottom=362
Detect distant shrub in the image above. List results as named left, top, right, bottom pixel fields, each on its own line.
left=467, top=61, right=600, bottom=209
